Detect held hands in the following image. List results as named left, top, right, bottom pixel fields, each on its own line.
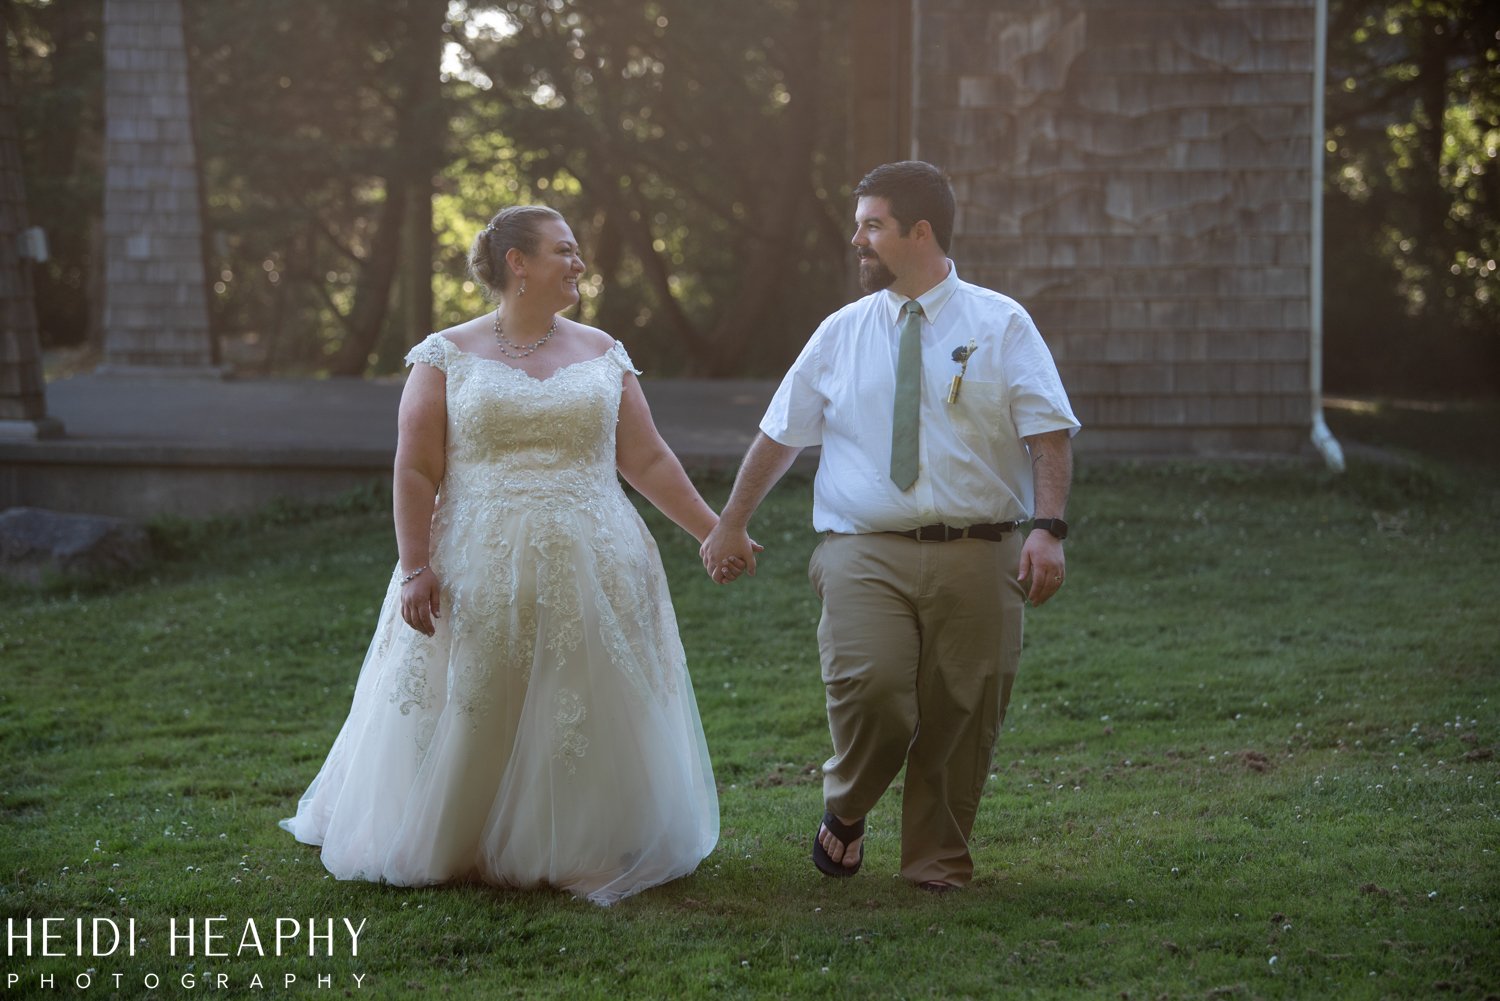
left=699, top=522, right=763, bottom=585
left=400, top=569, right=443, bottom=636
left=1017, top=531, right=1066, bottom=606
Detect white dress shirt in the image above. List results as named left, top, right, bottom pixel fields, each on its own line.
left=760, top=262, right=1080, bottom=534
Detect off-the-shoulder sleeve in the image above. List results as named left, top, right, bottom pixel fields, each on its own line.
left=606, top=339, right=642, bottom=376
left=404, top=333, right=452, bottom=372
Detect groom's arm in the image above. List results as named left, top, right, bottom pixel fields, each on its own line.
left=701, top=432, right=802, bottom=582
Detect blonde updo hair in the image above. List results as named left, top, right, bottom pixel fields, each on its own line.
left=468, top=205, right=565, bottom=299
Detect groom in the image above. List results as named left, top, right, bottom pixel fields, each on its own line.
left=701, top=160, right=1079, bottom=891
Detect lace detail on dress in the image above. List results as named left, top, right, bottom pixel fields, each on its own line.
left=280, top=333, right=718, bottom=906
left=404, top=332, right=454, bottom=372
left=396, top=339, right=675, bottom=723
left=390, top=641, right=436, bottom=716
left=607, top=340, right=642, bottom=376
left=553, top=689, right=589, bottom=773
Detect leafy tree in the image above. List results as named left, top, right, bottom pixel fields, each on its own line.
left=135, top=0, right=852, bottom=377
left=445, top=0, right=853, bottom=376
left=186, top=0, right=450, bottom=375
left=182, top=0, right=852, bottom=377
left=15, top=0, right=1498, bottom=390
left=1325, top=0, right=1500, bottom=395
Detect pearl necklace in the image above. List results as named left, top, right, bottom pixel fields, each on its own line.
left=492, top=309, right=558, bottom=358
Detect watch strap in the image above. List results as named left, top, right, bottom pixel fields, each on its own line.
left=1032, top=518, right=1068, bottom=540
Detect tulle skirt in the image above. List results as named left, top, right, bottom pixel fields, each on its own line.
left=280, top=487, right=718, bottom=906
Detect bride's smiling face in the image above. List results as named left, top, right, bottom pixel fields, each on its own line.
left=515, top=219, right=585, bottom=307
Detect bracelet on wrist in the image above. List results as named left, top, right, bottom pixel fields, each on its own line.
left=400, top=565, right=429, bottom=586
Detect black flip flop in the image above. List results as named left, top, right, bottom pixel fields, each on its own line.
left=811, top=810, right=865, bottom=878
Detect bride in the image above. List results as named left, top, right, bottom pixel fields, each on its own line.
left=280, top=205, right=746, bottom=905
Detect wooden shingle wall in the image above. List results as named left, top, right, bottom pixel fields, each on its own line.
left=913, top=0, right=1315, bottom=455
left=100, top=0, right=215, bottom=372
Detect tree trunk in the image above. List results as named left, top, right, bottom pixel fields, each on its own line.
left=696, top=18, right=824, bottom=375
left=0, top=26, right=60, bottom=432
left=23, top=0, right=103, bottom=352
left=325, top=180, right=407, bottom=375
left=400, top=0, right=446, bottom=349
left=589, top=208, right=632, bottom=335
left=326, top=0, right=447, bottom=376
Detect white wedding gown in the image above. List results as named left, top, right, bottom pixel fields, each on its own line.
left=279, top=333, right=719, bottom=905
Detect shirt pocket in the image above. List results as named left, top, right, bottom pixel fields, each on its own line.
left=947, top=378, right=1008, bottom=450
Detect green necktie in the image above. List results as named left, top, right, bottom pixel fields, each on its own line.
left=890, top=299, right=923, bottom=490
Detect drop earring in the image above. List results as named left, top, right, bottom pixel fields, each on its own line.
left=517, top=278, right=527, bottom=297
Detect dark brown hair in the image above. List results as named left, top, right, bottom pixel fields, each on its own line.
left=853, top=161, right=955, bottom=253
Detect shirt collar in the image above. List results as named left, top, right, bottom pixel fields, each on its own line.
left=881, top=260, right=961, bottom=325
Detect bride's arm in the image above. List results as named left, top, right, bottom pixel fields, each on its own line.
left=393, top=363, right=447, bottom=635
left=615, top=372, right=720, bottom=545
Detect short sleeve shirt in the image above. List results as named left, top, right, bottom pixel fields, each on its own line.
left=760, top=263, right=1080, bottom=533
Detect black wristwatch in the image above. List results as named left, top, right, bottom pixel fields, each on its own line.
left=1032, top=518, right=1068, bottom=540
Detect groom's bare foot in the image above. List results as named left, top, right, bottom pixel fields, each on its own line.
left=812, top=810, right=865, bottom=877
left=817, top=815, right=863, bottom=869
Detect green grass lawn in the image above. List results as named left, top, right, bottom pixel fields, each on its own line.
left=2, top=432, right=1498, bottom=999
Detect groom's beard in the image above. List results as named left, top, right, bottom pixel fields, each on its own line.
left=857, top=251, right=896, bottom=293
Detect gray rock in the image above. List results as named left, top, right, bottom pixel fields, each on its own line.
left=0, top=507, right=153, bottom=585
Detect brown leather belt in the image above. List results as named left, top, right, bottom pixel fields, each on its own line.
left=887, top=522, right=1017, bottom=542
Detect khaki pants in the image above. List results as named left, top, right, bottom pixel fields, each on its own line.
left=808, top=530, right=1025, bottom=885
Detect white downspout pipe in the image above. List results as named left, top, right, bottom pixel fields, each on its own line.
left=1309, top=0, right=1346, bottom=471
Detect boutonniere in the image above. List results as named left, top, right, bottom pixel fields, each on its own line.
left=947, top=340, right=979, bottom=404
